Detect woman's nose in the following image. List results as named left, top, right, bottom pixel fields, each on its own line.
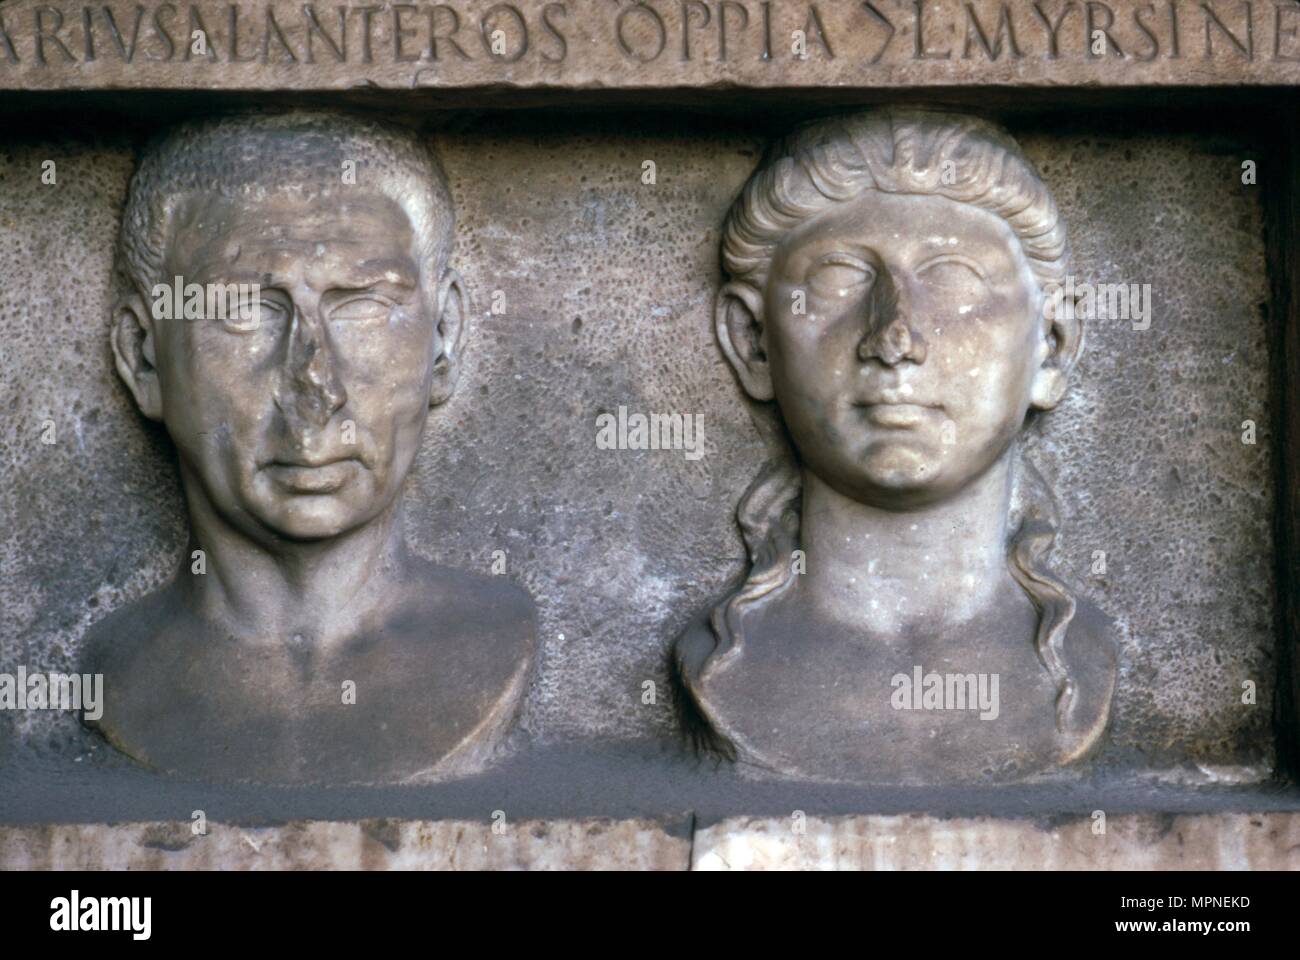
left=856, top=277, right=927, bottom=367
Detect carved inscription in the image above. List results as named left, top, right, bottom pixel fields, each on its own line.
left=1, top=0, right=1297, bottom=68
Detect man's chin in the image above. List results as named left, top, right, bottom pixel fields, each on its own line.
left=251, top=500, right=373, bottom=542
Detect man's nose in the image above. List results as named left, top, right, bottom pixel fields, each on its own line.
left=274, top=309, right=348, bottom=431
left=856, top=274, right=927, bottom=367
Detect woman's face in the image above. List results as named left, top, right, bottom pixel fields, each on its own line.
left=761, top=190, right=1050, bottom=509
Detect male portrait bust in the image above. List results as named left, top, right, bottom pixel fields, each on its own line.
left=675, top=109, right=1118, bottom=785
left=82, top=111, right=535, bottom=784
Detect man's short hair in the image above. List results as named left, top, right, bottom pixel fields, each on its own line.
left=119, top=110, right=454, bottom=299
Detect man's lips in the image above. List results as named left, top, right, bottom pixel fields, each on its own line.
left=264, top=457, right=359, bottom=493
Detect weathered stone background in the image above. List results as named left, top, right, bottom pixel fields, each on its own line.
left=0, top=107, right=1277, bottom=800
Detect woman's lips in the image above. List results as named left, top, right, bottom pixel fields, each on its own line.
left=859, top=402, right=938, bottom=428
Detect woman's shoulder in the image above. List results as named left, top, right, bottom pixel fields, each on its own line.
left=1057, top=593, right=1120, bottom=763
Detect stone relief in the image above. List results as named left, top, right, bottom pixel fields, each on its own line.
left=675, top=109, right=1118, bottom=784
left=0, top=0, right=1290, bottom=879
left=81, top=111, right=536, bottom=784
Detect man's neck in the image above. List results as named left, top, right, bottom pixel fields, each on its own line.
left=796, top=452, right=1017, bottom=636
left=176, top=477, right=411, bottom=648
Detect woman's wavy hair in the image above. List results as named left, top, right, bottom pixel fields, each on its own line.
left=698, top=109, right=1083, bottom=736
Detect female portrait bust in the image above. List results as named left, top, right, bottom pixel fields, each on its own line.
left=675, top=108, right=1118, bottom=785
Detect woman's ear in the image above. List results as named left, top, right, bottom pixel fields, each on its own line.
left=430, top=267, right=469, bottom=407
left=715, top=281, right=773, bottom=401
left=1030, top=287, right=1083, bottom=411
left=111, top=293, right=164, bottom=421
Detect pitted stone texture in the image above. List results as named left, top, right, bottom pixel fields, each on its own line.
left=1016, top=128, right=1274, bottom=772
left=423, top=121, right=766, bottom=744
left=693, top=812, right=1300, bottom=870
left=0, top=817, right=691, bottom=869
left=0, top=116, right=1277, bottom=783
left=0, top=138, right=168, bottom=761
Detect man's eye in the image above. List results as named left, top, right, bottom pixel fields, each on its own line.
left=222, top=298, right=285, bottom=333
left=330, top=297, right=392, bottom=322
left=807, top=254, right=874, bottom=299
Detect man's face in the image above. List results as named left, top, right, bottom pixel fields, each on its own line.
left=151, top=189, right=439, bottom=541
left=763, top=190, right=1047, bottom=509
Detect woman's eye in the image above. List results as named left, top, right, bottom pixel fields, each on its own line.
left=330, top=297, right=392, bottom=322
left=918, top=258, right=987, bottom=290
left=807, top=255, right=874, bottom=299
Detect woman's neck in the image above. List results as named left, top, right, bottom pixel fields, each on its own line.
left=795, top=451, right=1017, bottom=636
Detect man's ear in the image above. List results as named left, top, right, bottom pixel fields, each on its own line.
left=111, top=292, right=163, bottom=421
left=430, top=267, right=469, bottom=407
left=1030, top=289, right=1083, bottom=411
left=715, top=281, right=773, bottom=401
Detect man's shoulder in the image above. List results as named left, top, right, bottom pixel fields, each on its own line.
left=80, top=582, right=181, bottom=674
left=397, top=559, right=538, bottom=652
left=412, top=559, right=533, bottom=614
